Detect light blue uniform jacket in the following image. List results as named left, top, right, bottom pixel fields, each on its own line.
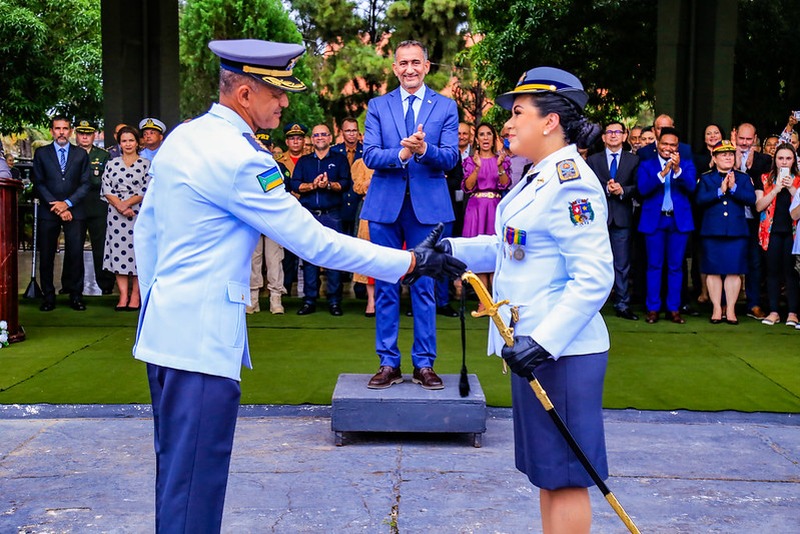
left=447, top=144, right=614, bottom=359
left=133, top=104, right=411, bottom=380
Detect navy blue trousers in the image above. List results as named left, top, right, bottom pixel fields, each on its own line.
left=147, top=364, right=241, bottom=533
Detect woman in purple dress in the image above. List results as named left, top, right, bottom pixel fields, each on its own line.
left=462, top=122, right=512, bottom=298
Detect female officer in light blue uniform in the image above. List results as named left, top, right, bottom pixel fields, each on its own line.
left=444, top=67, right=613, bottom=532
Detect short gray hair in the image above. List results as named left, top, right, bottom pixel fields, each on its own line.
left=395, top=40, right=428, bottom=61
left=219, top=68, right=261, bottom=96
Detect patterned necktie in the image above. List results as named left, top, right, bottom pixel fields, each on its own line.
left=610, top=153, right=618, bottom=179
left=59, top=147, right=66, bottom=173
left=405, top=94, right=417, bottom=137
left=740, top=151, right=748, bottom=172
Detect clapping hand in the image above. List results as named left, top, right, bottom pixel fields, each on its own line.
left=400, top=125, right=427, bottom=156
left=721, top=171, right=734, bottom=193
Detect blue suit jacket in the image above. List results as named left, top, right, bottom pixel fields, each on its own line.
left=360, top=86, right=458, bottom=224
left=695, top=169, right=756, bottom=237
left=637, top=155, right=697, bottom=234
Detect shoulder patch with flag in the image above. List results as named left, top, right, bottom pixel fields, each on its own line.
left=257, top=166, right=284, bottom=192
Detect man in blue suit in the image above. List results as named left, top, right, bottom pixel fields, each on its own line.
left=637, top=126, right=697, bottom=324
left=361, top=40, right=459, bottom=390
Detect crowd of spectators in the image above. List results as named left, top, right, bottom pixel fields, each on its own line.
left=17, top=106, right=800, bottom=328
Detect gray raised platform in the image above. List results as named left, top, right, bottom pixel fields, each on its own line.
left=331, top=373, right=486, bottom=447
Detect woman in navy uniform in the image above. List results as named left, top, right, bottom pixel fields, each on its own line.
left=443, top=67, right=613, bottom=532
left=695, top=140, right=756, bottom=324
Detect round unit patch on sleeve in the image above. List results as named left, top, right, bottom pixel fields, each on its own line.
left=569, top=198, right=595, bottom=226
left=557, top=159, right=581, bottom=183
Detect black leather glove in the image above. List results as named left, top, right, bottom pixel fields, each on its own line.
left=434, top=238, right=452, bottom=255
left=501, top=336, right=552, bottom=379
left=404, top=223, right=467, bottom=285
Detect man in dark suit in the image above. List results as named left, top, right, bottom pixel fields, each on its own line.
left=735, top=122, right=771, bottom=320
left=637, top=127, right=697, bottom=324
left=588, top=121, right=640, bottom=320
left=32, top=116, right=91, bottom=311
left=361, top=40, right=459, bottom=390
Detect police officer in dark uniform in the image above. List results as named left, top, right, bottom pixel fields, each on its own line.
left=73, top=119, right=115, bottom=294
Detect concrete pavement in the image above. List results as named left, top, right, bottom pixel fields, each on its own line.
left=1, top=406, right=798, bottom=533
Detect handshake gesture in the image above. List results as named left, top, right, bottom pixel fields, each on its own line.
left=404, top=223, right=467, bottom=285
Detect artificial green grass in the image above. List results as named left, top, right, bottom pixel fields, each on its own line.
left=1, top=295, right=799, bottom=412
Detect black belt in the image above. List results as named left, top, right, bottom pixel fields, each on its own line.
left=661, top=210, right=674, bottom=216
left=309, top=208, right=337, bottom=216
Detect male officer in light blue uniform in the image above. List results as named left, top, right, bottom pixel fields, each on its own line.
left=133, top=39, right=465, bottom=533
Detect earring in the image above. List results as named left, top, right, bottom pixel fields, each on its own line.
left=543, top=130, right=549, bottom=136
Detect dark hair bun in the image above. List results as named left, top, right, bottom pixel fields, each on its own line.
left=574, top=118, right=601, bottom=149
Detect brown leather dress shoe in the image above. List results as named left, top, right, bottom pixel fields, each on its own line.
left=367, top=366, right=403, bottom=389
left=645, top=311, right=659, bottom=324
left=666, top=311, right=686, bottom=324
left=412, top=367, right=444, bottom=390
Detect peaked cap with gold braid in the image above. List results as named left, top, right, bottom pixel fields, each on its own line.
left=209, top=39, right=307, bottom=93
left=495, top=66, right=589, bottom=111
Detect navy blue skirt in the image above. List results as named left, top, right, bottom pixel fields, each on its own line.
left=701, top=236, right=748, bottom=275
left=511, top=351, right=609, bottom=490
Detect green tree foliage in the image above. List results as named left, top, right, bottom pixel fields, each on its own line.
left=179, top=0, right=324, bottom=138
left=0, top=0, right=102, bottom=133
left=469, top=0, right=656, bottom=128
left=289, top=0, right=469, bottom=126
left=735, top=1, right=800, bottom=133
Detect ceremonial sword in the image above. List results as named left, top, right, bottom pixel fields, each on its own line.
left=461, top=271, right=641, bottom=534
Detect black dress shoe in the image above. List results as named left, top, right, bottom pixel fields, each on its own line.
left=296, top=303, right=316, bottom=315
left=329, top=303, right=343, bottom=316
left=70, top=299, right=87, bottom=311
left=367, top=366, right=403, bottom=389
left=679, top=304, right=700, bottom=317
left=436, top=304, right=459, bottom=317
left=709, top=317, right=723, bottom=324
left=615, top=308, right=639, bottom=321
left=40, top=301, right=55, bottom=312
